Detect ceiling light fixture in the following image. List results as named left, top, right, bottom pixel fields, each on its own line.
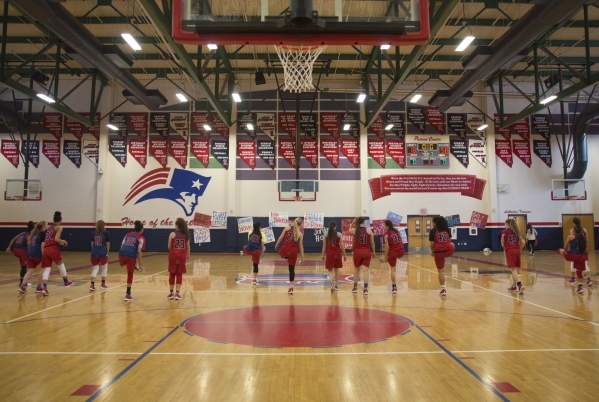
left=176, top=93, right=187, bottom=102
left=385, top=124, right=394, bottom=130
left=36, top=93, right=55, bottom=103
left=121, top=33, right=142, bottom=51
left=380, top=44, right=391, bottom=50
left=477, top=124, right=488, bottom=131
left=107, top=124, right=119, bottom=131
left=356, top=94, right=366, bottom=103
left=540, top=95, right=557, bottom=105
left=232, top=93, right=242, bottom=102
left=207, top=44, right=218, bottom=50
left=410, top=94, right=422, bottom=103
left=203, top=124, right=212, bottom=131
left=343, top=124, right=351, bottom=131
left=456, top=36, right=475, bottom=52
left=247, top=123, right=254, bottom=130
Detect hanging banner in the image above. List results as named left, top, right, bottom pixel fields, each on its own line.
left=320, top=112, right=340, bottom=139
left=82, top=113, right=100, bottom=140
left=43, top=113, right=62, bottom=140
left=532, top=115, right=551, bottom=140
left=512, top=139, right=531, bottom=167
left=169, top=138, right=187, bottom=168
left=42, top=140, right=60, bottom=168
left=448, top=114, right=467, bottom=138
left=190, top=138, right=209, bottom=168
left=407, top=105, right=425, bottom=133
left=21, top=140, right=39, bottom=168
left=150, top=112, right=170, bottom=138
left=320, top=138, right=339, bottom=167
left=1, top=140, right=19, bottom=168
left=63, top=140, right=81, bottom=168
left=128, top=139, right=147, bottom=168
left=278, top=138, right=296, bottom=168
left=425, top=106, right=445, bottom=134
left=301, top=138, right=318, bottom=167
left=257, top=140, right=276, bottom=168
left=387, top=112, right=405, bottom=139
left=512, top=117, right=530, bottom=140
left=212, top=115, right=229, bottom=140
left=369, top=175, right=486, bottom=200
left=237, top=113, right=256, bottom=138
left=127, top=113, right=148, bottom=139
left=495, top=139, right=513, bottom=167
left=63, top=116, right=84, bottom=140
left=533, top=140, right=552, bottom=168
left=108, top=137, right=127, bottom=167
left=341, top=138, right=359, bottom=167
left=190, top=112, right=211, bottom=139
left=450, top=138, right=469, bottom=168
left=493, top=114, right=511, bottom=140
left=170, top=113, right=189, bottom=139
left=257, top=113, right=276, bottom=139
left=82, top=139, right=99, bottom=165
left=237, top=139, right=256, bottom=169
left=149, top=137, right=168, bottom=168
left=278, top=113, right=297, bottom=140
left=368, top=139, right=386, bottom=168
left=368, top=114, right=386, bottom=140
left=468, top=139, right=487, bottom=168
left=341, top=113, right=359, bottom=138
left=300, top=113, right=317, bottom=139
left=211, top=139, right=229, bottom=169
left=109, top=113, right=128, bottom=138
left=467, top=114, right=486, bottom=139
left=386, top=139, right=405, bottom=168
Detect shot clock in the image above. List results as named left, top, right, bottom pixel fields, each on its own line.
left=406, top=141, right=450, bottom=168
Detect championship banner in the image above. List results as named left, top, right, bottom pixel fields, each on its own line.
left=512, top=139, right=531, bottom=167
left=300, top=113, right=317, bottom=139
left=448, top=114, right=467, bottom=138
left=237, top=139, right=256, bottom=169
left=42, top=140, right=60, bottom=168
left=301, top=138, right=318, bottom=167
left=493, top=114, right=511, bottom=140
left=341, top=113, right=359, bottom=138
left=257, top=113, right=276, bottom=138
left=150, top=112, right=170, bottom=138
left=21, top=140, right=39, bottom=168
left=211, top=139, right=229, bottom=169
left=368, top=139, right=386, bottom=168
left=212, top=115, right=229, bottom=140
left=320, top=138, right=339, bottom=167
left=128, top=139, right=147, bottom=168
left=237, top=113, right=256, bottom=138
left=386, top=139, right=405, bottom=168
left=368, top=174, right=486, bottom=201
left=320, top=112, right=340, bottom=139
left=83, top=113, right=100, bottom=140
left=533, top=140, right=552, bottom=167
left=470, top=211, right=489, bottom=229
left=407, top=105, right=425, bottom=133
left=278, top=138, right=296, bottom=168
left=1, top=140, right=19, bottom=168
left=64, top=116, right=84, bottom=140
left=190, top=138, right=209, bottom=168
left=82, top=139, right=99, bottom=165
left=109, top=113, right=128, bottom=138
left=495, top=139, right=513, bottom=167
left=467, top=114, right=486, bottom=139
left=127, top=113, right=148, bottom=139
left=257, top=140, right=276, bottom=169
left=43, top=113, right=62, bottom=140
left=387, top=112, right=405, bottom=139
left=170, top=113, right=189, bottom=139
left=63, top=140, right=81, bottom=168
left=149, top=137, right=168, bottom=168
left=512, top=116, right=530, bottom=140
left=532, top=115, right=551, bottom=140
left=108, top=137, right=127, bottom=167
left=169, top=137, right=188, bottom=168
left=425, top=106, right=445, bottom=134
left=341, top=138, right=359, bottom=167
left=191, top=112, right=211, bottom=139
left=368, top=114, right=385, bottom=140
left=468, top=139, right=487, bottom=168
left=450, top=138, right=469, bottom=168
left=278, top=113, right=297, bottom=140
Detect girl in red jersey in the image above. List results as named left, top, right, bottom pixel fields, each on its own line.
left=430, top=216, right=454, bottom=297
left=89, top=220, right=110, bottom=291
left=275, top=217, right=305, bottom=295
left=40, top=211, right=74, bottom=296
left=321, top=221, right=347, bottom=293
left=349, top=217, right=376, bottom=296
left=245, top=221, right=266, bottom=286
left=559, top=225, right=589, bottom=295
left=6, top=221, right=35, bottom=288
left=167, top=218, right=191, bottom=300
left=501, top=218, right=526, bottom=294
left=382, top=220, right=405, bottom=295
left=18, top=221, right=46, bottom=294
left=567, top=217, right=592, bottom=286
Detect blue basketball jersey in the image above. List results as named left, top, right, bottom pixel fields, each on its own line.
left=91, top=230, right=110, bottom=258
left=13, top=232, right=28, bottom=250
left=27, top=231, right=44, bottom=259
left=119, top=232, right=143, bottom=258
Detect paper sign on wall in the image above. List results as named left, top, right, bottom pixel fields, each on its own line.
left=269, top=212, right=289, bottom=227
left=341, top=218, right=354, bottom=250
left=470, top=211, right=489, bottom=229
left=211, top=211, right=227, bottom=227
left=261, top=227, right=276, bottom=243
left=372, top=220, right=385, bottom=236
left=386, top=212, right=403, bottom=226
left=303, top=213, right=324, bottom=229
left=445, top=214, right=461, bottom=227
left=194, top=227, right=211, bottom=243
left=193, top=212, right=212, bottom=227
left=400, top=229, right=408, bottom=244
left=237, top=217, right=254, bottom=233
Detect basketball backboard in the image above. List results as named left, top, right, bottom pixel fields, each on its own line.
left=551, top=179, right=586, bottom=201
left=172, top=0, right=429, bottom=46
left=278, top=180, right=318, bottom=201
left=5, top=179, right=42, bottom=201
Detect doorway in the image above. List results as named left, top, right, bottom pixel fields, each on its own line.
left=507, top=214, right=527, bottom=238
left=562, top=214, right=594, bottom=251
left=407, top=215, right=437, bottom=254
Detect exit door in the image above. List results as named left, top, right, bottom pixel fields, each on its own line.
left=507, top=215, right=527, bottom=238
left=562, top=214, right=594, bottom=251
left=407, top=215, right=436, bottom=253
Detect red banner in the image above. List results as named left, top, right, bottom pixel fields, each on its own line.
left=368, top=174, right=486, bottom=201
left=190, top=112, right=211, bottom=139
left=129, top=139, right=147, bottom=167
left=320, top=113, right=340, bottom=139
left=64, top=116, right=83, bottom=140
left=494, top=114, right=511, bottom=140
left=83, top=113, right=100, bottom=140
left=127, top=113, right=148, bottom=139
left=212, top=115, right=229, bottom=140
left=512, top=139, right=531, bottom=167
left=386, top=139, right=405, bottom=168
left=42, top=140, right=60, bottom=168
left=470, top=211, right=489, bottom=229
left=320, top=138, right=339, bottom=167
left=495, top=139, right=513, bottom=167
left=368, top=139, right=386, bottom=168
left=278, top=113, right=297, bottom=140
left=43, top=113, right=62, bottom=140
left=169, top=138, right=187, bottom=168
left=512, top=117, right=530, bottom=140
left=193, top=212, right=212, bottom=227
left=149, top=137, right=168, bottom=167
left=372, top=220, right=385, bottom=236
left=341, top=138, right=359, bottom=167
left=190, top=138, right=209, bottom=167
left=278, top=139, right=296, bottom=168
left=1, top=140, right=19, bottom=168
left=369, top=114, right=386, bottom=140
left=237, top=139, right=256, bottom=169
left=301, top=139, right=318, bottom=167
left=425, top=106, right=445, bottom=134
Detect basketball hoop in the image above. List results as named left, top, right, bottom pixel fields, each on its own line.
left=293, top=195, right=303, bottom=202
left=13, top=196, right=25, bottom=201
left=274, top=45, right=327, bottom=93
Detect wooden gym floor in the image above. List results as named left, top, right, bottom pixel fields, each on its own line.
left=0, top=250, right=597, bottom=401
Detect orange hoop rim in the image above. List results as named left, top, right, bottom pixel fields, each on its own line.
left=274, top=44, right=326, bottom=51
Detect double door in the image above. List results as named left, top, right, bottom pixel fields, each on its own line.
left=407, top=215, right=436, bottom=253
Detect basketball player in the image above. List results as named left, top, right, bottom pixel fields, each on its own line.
left=89, top=220, right=110, bottom=291
left=559, top=226, right=589, bottom=295
left=6, top=221, right=34, bottom=287
left=321, top=221, right=347, bottom=292
left=430, top=216, right=454, bottom=297
left=18, top=221, right=46, bottom=294
left=501, top=219, right=526, bottom=294
left=40, top=211, right=74, bottom=296
left=118, top=220, right=145, bottom=302
left=349, top=217, right=376, bottom=296
left=167, top=218, right=191, bottom=300
left=245, top=221, right=266, bottom=286
left=274, top=218, right=305, bottom=295
left=382, top=220, right=405, bottom=295
left=567, top=217, right=592, bottom=286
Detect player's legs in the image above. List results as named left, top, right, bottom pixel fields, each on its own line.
left=434, top=252, right=448, bottom=296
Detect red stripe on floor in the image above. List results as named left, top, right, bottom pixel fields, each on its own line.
left=70, top=385, right=102, bottom=396
left=492, top=382, right=520, bottom=392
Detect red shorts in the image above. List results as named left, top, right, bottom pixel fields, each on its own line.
left=244, top=246, right=261, bottom=264
left=91, top=257, right=108, bottom=266
left=41, top=246, right=62, bottom=267
left=563, top=251, right=588, bottom=271
left=13, top=248, right=27, bottom=266
left=278, top=244, right=298, bottom=265
left=325, top=251, right=343, bottom=270
left=353, top=248, right=372, bottom=268
left=434, top=245, right=454, bottom=269
left=168, top=254, right=187, bottom=273
left=119, top=255, right=137, bottom=272
left=27, top=258, right=42, bottom=269
left=505, top=248, right=521, bottom=268
left=388, top=249, right=405, bottom=267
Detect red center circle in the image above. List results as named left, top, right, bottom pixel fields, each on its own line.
left=184, top=305, right=411, bottom=347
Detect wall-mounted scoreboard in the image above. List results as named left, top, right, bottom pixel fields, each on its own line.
left=405, top=141, right=450, bottom=168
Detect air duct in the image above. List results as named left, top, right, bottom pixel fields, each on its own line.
left=8, top=0, right=166, bottom=110
left=565, top=103, right=599, bottom=180
left=438, top=0, right=588, bottom=112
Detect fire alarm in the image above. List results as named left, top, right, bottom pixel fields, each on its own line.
left=421, top=208, right=427, bottom=214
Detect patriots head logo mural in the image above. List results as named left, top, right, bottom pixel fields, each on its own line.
left=124, top=168, right=211, bottom=216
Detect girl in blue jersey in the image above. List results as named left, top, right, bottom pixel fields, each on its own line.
left=559, top=225, right=588, bottom=295
left=244, top=221, right=266, bottom=286
left=89, top=220, right=111, bottom=292
left=18, top=221, right=46, bottom=294
left=7, top=221, right=34, bottom=288
left=118, top=220, right=144, bottom=302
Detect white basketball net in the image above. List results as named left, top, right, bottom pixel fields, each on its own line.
left=274, top=45, right=327, bottom=93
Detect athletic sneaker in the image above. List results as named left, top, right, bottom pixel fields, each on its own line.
left=330, top=281, right=336, bottom=293
left=89, top=285, right=96, bottom=291
left=567, top=278, right=576, bottom=284
left=509, top=285, right=518, bottom=292
left=334, top=285, right=339, bottom=292
left=167, top=292, right=174, bottom=300
left=363, top=288, right=369, bottom=296
left=518, top=284, right=525, bottom=294
left=41, top=288, right=50, bottom=296
left=392, top=286, right=397, bottom=295
left=124, top=294, right=133, bottom=302
left=352, top=286, right=358, bottom=294
left=288, top=287, right=294, bottom=295
left=577, top=285, right=584, bottom=295
left=18, top=285, right=27, bottom=294
left=586, top=279, right=593, bottom=287
left=35, top=285, right=43, bottom=293
left=252, top=279, right=258, bottom=286
left=439, top=288, right=447, bottom=297
left=174, top=292, right=182, bottom=300
left=101, top=283, right=108, bottom=290
left=64, top=281, right=75, bottom=287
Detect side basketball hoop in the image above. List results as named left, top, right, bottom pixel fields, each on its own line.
left=293, top=196, right=303, bottom=202
left=274, top=45, right=327, bottom=93
left=13, top=196, right=25, bottom=201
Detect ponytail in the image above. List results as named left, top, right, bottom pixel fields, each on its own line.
left=326, top=221, right=336, bottom=243
left=28, top=220, right=46, bottom=244
left=175, top=218, right=190, bottom=241
left=574, top=226, right=587, bottom=252
left=292, top=218, right=302, bottom=241
left=252, top=221, right=261, bottom=237
left=354, top=217, right=365, bottom=238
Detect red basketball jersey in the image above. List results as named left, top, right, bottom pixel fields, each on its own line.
left=325, top=232, right=342, bottom=255
left=44, top=224, right=59, bottom=248
left=433, top=230, right=452, bottom=251
left=169, top=231, right=187, bottom=256
left=283, top=229, right=299, bottom=249
left=501, top=229, right=521, bottom=250
left=385, top=229, right=404, bottom=252
left=353, top=227, right=371, bottom=250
